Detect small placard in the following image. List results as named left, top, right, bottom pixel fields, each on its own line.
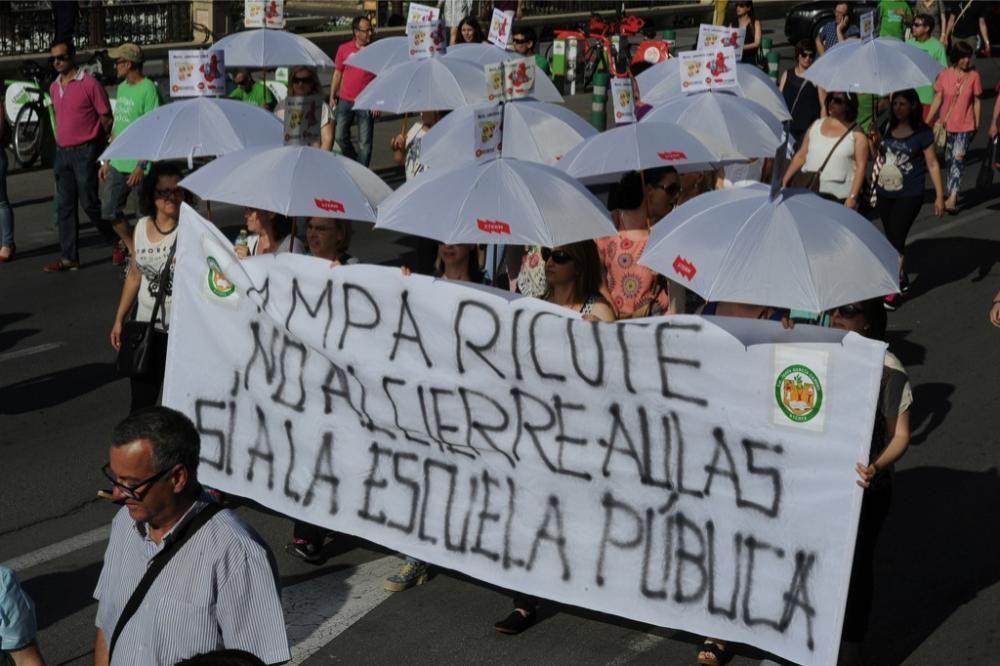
left=474, top=107, right=503, bottom=161
left=406, top=2, right=440, bottom=34
left=697, top=24, right=745, bottom=61
left=283, top=95, right=324, bottom=146
left=859, top=11, right=875, bottom=42
left=504, top=57, right=535, bottom=99
left=678, top=47, right=738, bottom=93
left=244, top=0, right=285, bottom=29
left=610, top=77, right=636, bottom=124
left=488, top=8, right=514, bottom=49
left=169, top=49, right=226, bottom=97
left=408, top=21, right=446, bottom=58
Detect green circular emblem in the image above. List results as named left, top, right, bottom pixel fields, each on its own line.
left=774, top=364, right=823, bottom=423
left=206, top=256, right=235, bottom=298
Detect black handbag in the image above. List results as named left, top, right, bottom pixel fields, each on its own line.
left=976, top=136, right=999, bottom=190
left=116, top=241, right=176, bottom=379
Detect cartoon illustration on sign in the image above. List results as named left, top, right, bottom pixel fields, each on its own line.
left=707, top=51, right=729, bottom=78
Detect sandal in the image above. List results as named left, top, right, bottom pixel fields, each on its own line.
left=494, top=608, right=535, bottom=635
left=696, top=639, right=731, bottom=666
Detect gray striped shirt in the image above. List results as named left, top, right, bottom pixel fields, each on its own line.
left=94, top=494, right=290, bottom=665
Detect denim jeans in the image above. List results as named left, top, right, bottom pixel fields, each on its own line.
left=53, top=141, right=105, bottom=262
left=0, top=147, right=13, bottom=247
left=334, top=98, right=374, bottom=167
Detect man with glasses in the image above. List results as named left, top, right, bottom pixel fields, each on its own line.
left=44, top=39, right=113, bottom=272
left=94, top=407, right=289, bottom=666
left=511, top=26, right=549, bottom=76
left=330, top=16, right=377, bottom=166
left=99, top=43, right=160, bottom=267
left=227, top=68, right=276, bottom=111
left=816, top=2, right=860, bottom=56
left=908, top=14, right=948, bottom=121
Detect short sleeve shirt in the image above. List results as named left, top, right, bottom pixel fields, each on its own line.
left=908, top=37, right=948, bottom=104
left=877, top=126, right=934, bottom=198
left=227, top=81, right=274, bottom=107
left=948, top=1, right=984, bottom=39
left=0, top=567, right=36, bottom=652
left=595, top=228, right=670, bottom=317
left=818, top=19, right=860, bottom=50
left=934, top=67, right=982, bottom=133
left=335, top=41, right=376, bottom=102
left=50, top=69, right=112, bottom=146
left=879, top=1, right=912, bottom=39
left=110, top=77, right=161, bottom=174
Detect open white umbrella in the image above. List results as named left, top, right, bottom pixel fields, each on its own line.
left=801, top=37, right=944, bottom=95
left=420, top=100, right=596, bottom=168
left=212, top=28, right=334, bottom=68
left=376, top=157, right=615, bottom=246
left=639, top=182, right=899, bottom=312
left=444, top=42, right=521, bottom=65
left=345, top=36, right=409, bottom=74
left=98, top=97, right=282, bottom=163
left=352, top=57, right=490, bottom=112
left=640, top=91, right=783, bottom=161
left=179, top=145, right=391, bottom=222
left=637, top=60, right=791, bottom=122
left=556, top=121, right=721, bottom=185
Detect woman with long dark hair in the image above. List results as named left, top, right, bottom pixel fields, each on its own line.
left=872, top=88, right=944, bottom=310
left=734, top=0, right=762, bottom=67
left=456, top=15, right=485, bottom=44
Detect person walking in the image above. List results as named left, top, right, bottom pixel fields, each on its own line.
left=815, top=2, right=860, bottom=56
left=872, top=89, right=945, bottom=310
left=100, top=43, right=160, bottom=266
left=45, top=39, right=113, bottom=272
left=780, top=40, right=824, bottom=153
left=907, top=14, right=948, bottom=121
left=330, top=16, right=377, bottom=166
left=927, top=40, right=982, bottom=212
left=733, top=1, right=762, bottom=67
left=94, top=407, right=289, bottom=665
left=944, top=0, right=989, bottom=55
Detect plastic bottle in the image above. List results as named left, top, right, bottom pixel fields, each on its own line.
left=235, top=229, right=248, bottom=251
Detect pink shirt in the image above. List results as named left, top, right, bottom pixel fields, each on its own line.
left=335, top=41, right=376, bottom=102
left=50, top=69, right=111, bottom=147
left=595, top=228, right=670, bottom=318
left=934, top=67, right=982, bottom=133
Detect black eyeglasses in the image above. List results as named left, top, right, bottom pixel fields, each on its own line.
left=49, top=54, right=70, bottom=63
left=291, top=76, right=312, bottom=84
left=652, top=181, right=681, bottom=196
left=912, top=21, right=926, bottom=28
left=155, top=187, right=184, bottom=199
left=541, top=248, right=574, bottom=264
left=831, top=303, right=863, bottom=318
left=101, top=463, right=172, bottom=500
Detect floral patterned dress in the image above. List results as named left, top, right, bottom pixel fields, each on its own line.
left=595, top=229, right=669, bottom=318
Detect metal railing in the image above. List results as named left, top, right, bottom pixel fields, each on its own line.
left=0, top=1, right=193, bottom=57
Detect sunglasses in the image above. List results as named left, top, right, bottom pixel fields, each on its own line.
left=291, top=76, right=312, bottom=84
left=101, top=462, right=172, bottom=501
left=49, top=54, right=70, bottom=63
left=832, top=303, right=863, bottom=317
left=799, top=52, right=815, bottom=59
left=512, top=38, right=529, bottom=44
left=541, top=248, right=574, bottom=264
left=912, top=22, right=926, bottom=27
left=653, top=181, right=681, bottom=195
left=155, top=187, right=184, bottom=199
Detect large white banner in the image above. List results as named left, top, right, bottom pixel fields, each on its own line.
left=164, top=207, right=886, bottom=666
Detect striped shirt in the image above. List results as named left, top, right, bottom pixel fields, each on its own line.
left=94, top=493, right=290, bottom=665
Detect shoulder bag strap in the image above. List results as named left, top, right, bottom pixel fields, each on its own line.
left=107, top=502, right=225, bottom=662
left=954, top=0, right=975, bottom=26
left=145, top=238, right=177, bottom=330
left=815, top=122, right=858, bottom=175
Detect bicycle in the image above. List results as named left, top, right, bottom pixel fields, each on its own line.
left=545, top=8, right=648, bottom=89
left=4, top=60, right=56, bottom=168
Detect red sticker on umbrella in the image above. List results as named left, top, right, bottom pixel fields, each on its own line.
left=658, top=151, right=688, bottom=161
left=314, top=198, right=346, bottom=213
left=477, top=219, right=511, bottom=235
left=672, top=255, right=697, bottom=281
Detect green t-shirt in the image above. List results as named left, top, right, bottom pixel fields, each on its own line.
left=533, top=53, right=550, bottom=77
left=908, top=37, right=948, bottom=104
left=110, top=78, right=161, bottom=174
left=879, top=1, right=911, bottom=39
left=228, top=81, right=274, bottom=108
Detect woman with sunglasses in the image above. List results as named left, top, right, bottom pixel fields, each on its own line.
left=236, top=208, right=305, bottom=258
left=779, top=40, right=824, bottom=154
left=783, top=91, right=868, bottom=208
left=927, top=40, right=982, bottom=213
left=542, top=242, right=614, bottom=322
left=733, top=1, right=762, bottom=67
left=596, top=168, right=679, bottom=318
left=109, top=163, right=186, bottom=413
left=273, top=66, right=334, bottom=151
left=871, top=88, right=944, bottom=309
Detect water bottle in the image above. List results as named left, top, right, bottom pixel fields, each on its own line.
left=235, top=229, right=248, bottom=252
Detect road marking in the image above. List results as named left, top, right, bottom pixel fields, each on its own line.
left=1, top=526, right=110, bottom=572
left=284, top=556, right=399, bottom=665
left=0, top=342, right=63, bottom=363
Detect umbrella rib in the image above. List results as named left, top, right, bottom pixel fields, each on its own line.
left=700, top=193, right=770, bottom=301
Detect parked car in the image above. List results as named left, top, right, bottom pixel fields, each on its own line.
left=784, top=1, right=877, bottom=45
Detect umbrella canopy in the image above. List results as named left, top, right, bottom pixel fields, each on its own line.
left=639, top=183, right=900, bottom=312
left=556, top=121, right=721, bottom=185
left=179, top=145, right=391, bottom=222
left=98, top=97, right=282, bottom=162
left=637, top=60, right=791, bottom=122
left=420, top=100, right=597, bottom=168
left=375, top=157, right=615, bottom=246
left=212, top=28, right=333, bottom=68
left=640, top=91, right=783, bottom=161
left=345, top=36, right=408, bottom=74
left=444, top=42, right=521, bottom=66
left=801, top=37, right=944, bottom=95
left=352, top=57, right=490, bottom=112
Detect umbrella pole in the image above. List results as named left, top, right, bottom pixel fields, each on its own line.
left=290, top=217, right=296, bottom=250
left=205, top=200, right=213, bottom=221
left=640, top=169, right=651, bottom=228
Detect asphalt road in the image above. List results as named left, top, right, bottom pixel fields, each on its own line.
left=2, top=18, right=1000, bottom=666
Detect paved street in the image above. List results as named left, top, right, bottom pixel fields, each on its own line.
left=2, top=17, right=1000, bottom=666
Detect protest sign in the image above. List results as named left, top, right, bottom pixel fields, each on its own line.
left=859, top=11, right=875, bottom=42
left=408, top=22, right=447, bottom=59
left=282, top=95, right=324, bottom=146
left=484, top=62, right=504, bottom=102
left=679, top=47, right=738, bottom=93
left=406, top=2, right=439, bottom=34
left=504, top=57, right=535, bottom=99
left=244, top=0, right=285, bottom=29
left=168, top=49, right=225, bottom=97
left=488, top=8, right=514, bottom=49
left=164, top=205, right=888, bottom=666
left=611, top=76, right=636, bottom=124
left=473, top=107, right=502, bottom=161
left=698, top=24, right=745, bottom=61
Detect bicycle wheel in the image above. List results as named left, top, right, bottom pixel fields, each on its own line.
left=13, top=102, right=42, bottom=168
left=583, top=41, right=602, bottom=88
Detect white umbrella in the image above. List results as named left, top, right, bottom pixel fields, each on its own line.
left=345, top=36, right=409, bottom=74
left=556, top=121, right=721, bottom=185
left=212, top=28, right=334, bottom=68
left=637, top=60, right=791, bottom=122
left=420, top=100, right=597, bottom=168
left=98, top=97, right=282, bottom=163
left=352, top=57, right=489, bottom=112
left=640, top=91, right=783, bottom=161
left=376, top=157, right=615, bottom=246
left=639, top=183, right=899, bottom=312
left=444, top=42, right=521, bottom=65
left=801, top=37, right=944, bottom=95
left=179, top=145, right=391, bottom=222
